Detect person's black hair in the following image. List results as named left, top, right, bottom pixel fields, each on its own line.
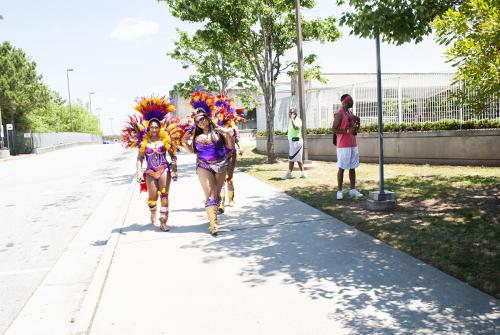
left=340, top=94, right=351, bottom=102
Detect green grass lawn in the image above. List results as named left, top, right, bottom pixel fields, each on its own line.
left=237, top=146, right=500, bottom=298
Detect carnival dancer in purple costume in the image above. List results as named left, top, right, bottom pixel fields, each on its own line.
left=122, top=96, right=181, bottom=232
left=214, top=94, right=246, bottom=213
left=181, top=90, right=234, bottom=236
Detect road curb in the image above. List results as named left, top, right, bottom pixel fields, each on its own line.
left=71, top=179, right=137, bottom=335
left=0, top=143, right=103, bottom=163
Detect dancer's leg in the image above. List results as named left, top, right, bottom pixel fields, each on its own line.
left=197, top=167, right=217, bottom=199
left=226, top=155, right=236, bottom=206
left=197, top=167, right=219, bottom=236
left=215, top=170, right=227, bottom=202
left=158, top=171, right=172, bottom=231
left=146, top=175, right=158, bottom=224
left=218, top=182, right=226, bottom=214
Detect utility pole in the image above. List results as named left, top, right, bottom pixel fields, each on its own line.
left=109, top=117, right=115, bottom=137
left=0, top=106, right=4, bottom=149
left=89, top=92, right=94, bottom=115
left=376, top=31, right=385, bottom=194
left=66, top=68, right=74, bottom=131
left=0, top=15, right=4, bottom=149
left=294, top=0, right=308, bottom=161
left=367, top=30, right=396, bottom=211
left=96, top=107, right=102, bottom=133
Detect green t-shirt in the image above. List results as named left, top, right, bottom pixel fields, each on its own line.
left=288, top=117, right=302, bottom=140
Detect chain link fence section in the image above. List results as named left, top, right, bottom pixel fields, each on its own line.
left=257, top=73, right=500, bottom=131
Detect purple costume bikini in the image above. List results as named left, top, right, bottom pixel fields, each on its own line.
left=142, top=145, right=171, bottom=179
left=139, top=144, right=172, bottom=225
left=195, top=135, right=228, bottom=174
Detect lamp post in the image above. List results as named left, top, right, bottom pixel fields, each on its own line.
left=109, top=117, right=115, bottom=137
left=0, top=15, right=4, bottom=149
left=66, top=68, right=74, bottom=131
left=367, top=30, right=396, bottom=211
left=294, top=0, right=308, bottom=162
left=0, top=106, right=4, bottom=150
left=96, top=107, right=102, bottom=133
left=88, top=92, right=94, bottom=115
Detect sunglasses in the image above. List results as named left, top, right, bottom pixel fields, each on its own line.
left=195, top=116, right=208, bottom=124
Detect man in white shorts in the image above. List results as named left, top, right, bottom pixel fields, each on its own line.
left=332, top=94, right=362, bottom=200
left=282, top=108, right=307, bottom=179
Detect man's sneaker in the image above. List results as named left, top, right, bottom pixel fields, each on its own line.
left=336, top=191, right=343, bottom=200
left=300, top=171, right=307, bottom=179
left=349, top=189, right=363, bottom=198
left=282, top=171, right=292, bottom=180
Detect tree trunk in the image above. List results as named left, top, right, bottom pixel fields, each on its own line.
left=264, top=90, right=277, bottom=163
left=262, top=25, right=277, bottom=164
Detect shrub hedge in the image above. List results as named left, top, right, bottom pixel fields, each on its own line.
left=255, top=118, right=500, bottom=137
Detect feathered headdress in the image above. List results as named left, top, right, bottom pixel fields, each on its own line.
left=135, top=96, right=176, bottom=122
left=214, top=94, right=247, bottom=127
left=122, top=95, right=181, bottom=155
left=189, top=89, right=216, bottom=117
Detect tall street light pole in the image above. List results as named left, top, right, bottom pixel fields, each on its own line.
left=0, top=15, right=4, bottom=149
left=294, top=0, right=308, bottom=162
left=0, top=106, right=4, bottom=150
left=367, top=30, right=395, bottom=211
left=375, top=31, right=385, bottom=194
left=96, top=107, right=102, bottom=133
left=109, top=117, right=115, bottom=137
left=89, top=92, right=94, bottom=115
left=66, top=68, right=74, bottom=131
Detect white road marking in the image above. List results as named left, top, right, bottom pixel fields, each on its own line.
left=0, top=267, right=51, bottom=277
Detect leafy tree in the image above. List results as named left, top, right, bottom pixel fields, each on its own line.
left=0, top=42, right=100, bottom=134
left=0, top=41, right=51, bottom=129
left=433, top=0, right=500, bottom=114
left=70, top=100, right=101, bottom=134
left=169, top=27, right=254, bottom=96
left=161, top=0, right=341, bottom=162
left=338, top=0, right=498, bottom=115
left=337, top=0, right=459, bottom=44
left=23, top=98, right=100, bottom=134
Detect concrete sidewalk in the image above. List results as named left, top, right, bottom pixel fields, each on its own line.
left=74, top=154, right=499, bottom=335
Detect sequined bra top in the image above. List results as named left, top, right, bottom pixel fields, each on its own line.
left=144, top=144, right=168, bottom=171
left=195, top=135, right=226, bottom=163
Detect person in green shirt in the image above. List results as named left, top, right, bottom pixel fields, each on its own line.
left=283, top=108, right=307, bottom=179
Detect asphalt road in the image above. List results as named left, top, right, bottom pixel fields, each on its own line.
left=0, top=143, right=135, bottom=334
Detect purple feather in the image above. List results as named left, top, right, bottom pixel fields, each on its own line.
left=191, top=100, right=212, bottom=116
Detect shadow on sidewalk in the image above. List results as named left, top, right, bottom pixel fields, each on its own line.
left=112, top=223, right=158, bottom=235
left=172, top=192, right=498, bottom=334
left=114, top=221, right=210, bottom=235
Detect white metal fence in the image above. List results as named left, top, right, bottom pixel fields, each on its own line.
left=257, top=73, right=500, bottom=131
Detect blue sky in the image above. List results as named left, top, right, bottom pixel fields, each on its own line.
left=0, top=0, right=452, bottom=135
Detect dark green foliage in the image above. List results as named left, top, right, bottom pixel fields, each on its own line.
left=161, top=0, right=341, bottom=162
left=0, top=42, right=100, bottom=134
left=255, top=118, right=500, bottom=136
left=337, top=0, right=460, bottom=45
